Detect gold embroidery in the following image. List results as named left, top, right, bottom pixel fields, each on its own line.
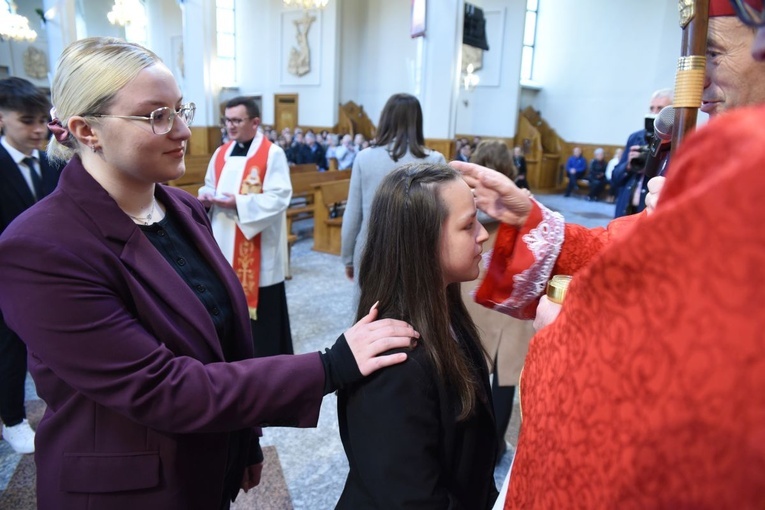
left=240, top=167, right=263, bottom=195
left=235, top=242, right=257, bottom=292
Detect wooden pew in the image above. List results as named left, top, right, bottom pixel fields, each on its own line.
left=311, top=179, right=351, bottom=255
left=285, top=171, right=351, bottom=276
left=290, top=169, right=349, bottom=197
left=287, top=170, right=351, bottom=230
left=290, top=163, right=319, bottom=174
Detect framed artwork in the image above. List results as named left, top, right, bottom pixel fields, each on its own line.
left=411, top=0, right=426, bottom=38
left=280, top=9, right=322, bottom=86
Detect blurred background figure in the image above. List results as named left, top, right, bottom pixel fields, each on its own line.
left=605, top=147, right=623, bottom=203
left=563, top=146, right=587, bottom=197
left=612, top=88, right=673, bottom=217
left=586, top=147, right=608, bottom=201
left=341, top=93, right=446, bottom=285
left=464, top=139, right=534, bottom=462
left=512, top=146, right=530, bottom=190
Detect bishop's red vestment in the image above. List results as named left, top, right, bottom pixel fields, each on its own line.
left=477, top=106, right=765, bottom=508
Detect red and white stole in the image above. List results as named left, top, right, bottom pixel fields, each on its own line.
left=213, top=138, right=271, bottom=319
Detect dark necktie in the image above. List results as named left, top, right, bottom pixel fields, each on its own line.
left=22, top=157, right=43, bottom=200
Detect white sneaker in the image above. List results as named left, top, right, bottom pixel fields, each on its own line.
left=2, top=419, right=35, bottom=454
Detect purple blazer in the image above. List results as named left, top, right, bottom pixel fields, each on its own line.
left=0, top=157, right=325, bottom=509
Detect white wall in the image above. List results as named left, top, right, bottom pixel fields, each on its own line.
left=531, top=0, right=680, bottom=145
left=455, top=0, right=526, bottom=138
left=234, top=0, right=342, bottom=128
left=79, top=0, right=126, bottom=39
left=340, top=0, right=420, bottom=130
left=146, top=0, right=183, bottom=79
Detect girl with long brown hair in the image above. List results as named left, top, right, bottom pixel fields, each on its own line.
left=336, top=163, right=498, bottom=509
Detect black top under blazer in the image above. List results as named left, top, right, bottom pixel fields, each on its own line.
left=337, top=326, right=499, bottom=509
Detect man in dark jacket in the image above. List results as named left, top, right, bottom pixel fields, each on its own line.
left=0, top=77, right=60, bottom=454
left=612, top=89, right=673, bottom=217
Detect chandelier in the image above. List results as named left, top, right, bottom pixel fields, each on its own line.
left=107, top=0, right=146, bottom=27
left=282, top=0, right=329, bottom=10
left=0, top=2, right=37, bottom=42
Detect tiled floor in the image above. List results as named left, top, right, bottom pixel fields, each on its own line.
left=0, top=191, right=614, bottom=509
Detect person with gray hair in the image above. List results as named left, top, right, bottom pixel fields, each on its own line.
left=612, top=88, right=673, bottom=217
left=0, top=37, right=418, bottom=509
left=586, top=147, right=608, bottom=201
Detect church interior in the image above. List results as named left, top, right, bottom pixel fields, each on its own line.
left=0, top=0, right=716, bottom=507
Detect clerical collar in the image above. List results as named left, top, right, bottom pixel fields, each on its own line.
left=230, top=138, right=254, bottom=157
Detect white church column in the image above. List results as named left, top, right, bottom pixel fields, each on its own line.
left=42, top=0, right=78, bottom=78
left=418, top=0, right=463, bottom=140
left=180, top=0, right=218, bottom=127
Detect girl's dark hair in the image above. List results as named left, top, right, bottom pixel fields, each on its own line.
left=357, top=162, right=481, bottom=420
left=470, top=140, right=517, bottom=179
left=372, top=93, right=428, bottom=162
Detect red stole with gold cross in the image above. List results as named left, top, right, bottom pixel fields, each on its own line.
left=214, top=138, right=271, bottom=319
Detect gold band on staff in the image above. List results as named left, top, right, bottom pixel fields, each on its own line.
left=674, top=56, right=706, bottom=107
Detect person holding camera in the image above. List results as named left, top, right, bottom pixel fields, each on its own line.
left=611, top=88, right=673, bottom=217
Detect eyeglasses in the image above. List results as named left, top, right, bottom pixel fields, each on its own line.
left=90, top=103, right=196, bottom=135
left=731, top=0, right=765, bottom=27
left=221, top=116, right=250, bottom=126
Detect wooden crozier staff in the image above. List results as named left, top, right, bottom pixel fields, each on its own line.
left=671, top=0, right=710, bottom=158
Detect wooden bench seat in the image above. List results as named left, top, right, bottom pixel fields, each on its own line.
left=312, top=179, right=351, bottom=255
left=284, top=170, right=352, bottom=276
left=290, top=163, right=319, bottom=174
left=287, top=171, right=351, bottom=235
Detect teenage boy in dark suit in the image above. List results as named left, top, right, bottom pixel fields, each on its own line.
left=0, top=77, right=59, bottom=454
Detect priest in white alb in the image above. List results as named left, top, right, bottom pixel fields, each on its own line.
left=199, top=96, right=293, bottom=357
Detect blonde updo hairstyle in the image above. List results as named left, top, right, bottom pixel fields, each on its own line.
left=47, top=37, right=162, bottom=163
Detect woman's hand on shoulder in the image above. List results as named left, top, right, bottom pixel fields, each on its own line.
left=450, top=161, right=532, bottom=227
left=344, top=302, right=419, bottom=376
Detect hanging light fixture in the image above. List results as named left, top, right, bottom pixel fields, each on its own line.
left=282, top=0, right=329, bottom=10
left=107, top=0, right=147, bottom=27
left=0, top=2, right=38, bottom=42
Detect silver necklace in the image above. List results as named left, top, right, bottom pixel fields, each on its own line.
left=128, top=198, right=158, bottom=225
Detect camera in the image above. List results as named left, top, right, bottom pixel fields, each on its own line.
left=629, top=114, right=657, bottom=172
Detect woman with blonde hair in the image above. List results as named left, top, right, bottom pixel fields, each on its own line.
left=0, top=37, right=416, bottom=509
